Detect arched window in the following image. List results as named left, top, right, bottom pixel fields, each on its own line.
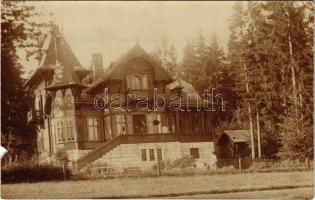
left=130, top=75, right=142, bottom=90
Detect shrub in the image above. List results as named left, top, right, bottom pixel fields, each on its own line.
left=1, top=163, right=71, bottom=183
left=245, top=159, right=312, bottom=172
left=165, top=155, right=196, bottom=170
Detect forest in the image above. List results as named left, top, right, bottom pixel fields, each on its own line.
left=1, top=1, right=313, bottom=164
left=152, top=2, right=313, bottom=160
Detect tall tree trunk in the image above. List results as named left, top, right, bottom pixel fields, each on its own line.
left=288, top=21, right=298, bottom=114
left=244, top=61, right=255, bottom=159
left=298, top=84, right=303, bottom=108
left=281, top=61, right=288, bottom=114
left=256, top=109, right=261, bottom=158
left=248, top=105, right=255, bottom=159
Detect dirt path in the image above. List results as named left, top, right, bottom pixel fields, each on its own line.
left=177, top=186, right=314, bottom=199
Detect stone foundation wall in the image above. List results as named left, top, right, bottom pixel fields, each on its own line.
left=92, top=141, right=216, bottom=171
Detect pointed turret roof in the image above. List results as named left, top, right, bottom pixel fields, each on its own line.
left=24, top=24, right=91, bottom=88
left=41, top=25, right=82, bottom=68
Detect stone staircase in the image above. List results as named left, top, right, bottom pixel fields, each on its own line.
left=74, top=136, right=125, bottom=171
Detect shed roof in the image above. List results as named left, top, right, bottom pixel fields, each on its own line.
left=223, top=130, right=250, bottom=143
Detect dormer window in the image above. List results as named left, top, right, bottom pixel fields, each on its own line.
left=127, top=74, right=148, bottom=90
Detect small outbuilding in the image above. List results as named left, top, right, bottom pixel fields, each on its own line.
left=215, top=130, right=251, bottom=159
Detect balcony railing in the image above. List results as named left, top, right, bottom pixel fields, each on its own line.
left=27, top=109, right=43, bottom=124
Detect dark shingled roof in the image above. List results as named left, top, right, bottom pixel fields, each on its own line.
left=85, top=44, right=173, bottom=93
left=24, top=25, right=91, bottom=87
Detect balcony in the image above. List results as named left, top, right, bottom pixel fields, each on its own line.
left=27, top=109, right=43, bottom=124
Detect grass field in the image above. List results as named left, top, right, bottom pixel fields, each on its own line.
left=1, top=171, right=313, bottom=199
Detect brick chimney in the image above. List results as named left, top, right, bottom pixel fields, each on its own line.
left=92, top=53, right=104, bottom=80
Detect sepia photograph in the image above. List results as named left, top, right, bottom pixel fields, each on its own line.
left=1, top=1, right=314, bottom=199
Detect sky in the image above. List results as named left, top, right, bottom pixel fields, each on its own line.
left=22, top=1, right=235, bottom=77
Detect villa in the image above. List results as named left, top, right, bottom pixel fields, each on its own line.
left=25, top=25, right=221, bottom=172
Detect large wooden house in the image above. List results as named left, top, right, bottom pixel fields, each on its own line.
left=25, top=25, right=218, bottom=171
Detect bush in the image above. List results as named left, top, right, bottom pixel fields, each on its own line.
left=165, top=155, right=196, bottom=170
left=1, top=163, right=71, bottom=183
left=245, top=159, right=312, bottom=172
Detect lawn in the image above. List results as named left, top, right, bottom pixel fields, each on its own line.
left=1, top=171, right=313, bottom=199
left=178, top=187, right=314, bottom=199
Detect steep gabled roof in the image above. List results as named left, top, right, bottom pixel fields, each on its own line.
left=24, top=25, right=91, bottom=87
left=85, top=44, right=173, bottom=93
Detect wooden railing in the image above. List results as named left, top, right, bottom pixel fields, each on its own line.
left=74, top=133, right=213, bottom=170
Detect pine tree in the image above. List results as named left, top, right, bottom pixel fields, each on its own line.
left=226, top=1, right=313, bottom=158
left=151, top=35, right=178, bottom=78
left=181, top=31, right=209, bottom=92
left=279, top=106, right=313, bottom=160
left=1, top=1, right=50, bottom=164
left=227, top=2, right=248, bottom=127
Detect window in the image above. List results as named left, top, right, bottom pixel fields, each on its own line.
left=61, top=121, right=66, bottom=141
left=141, top=75, right=148, bottom=89
left=56, top=119, right=74, bottom=143
left=57, top=121, right=62, bottom=141
left=190, top=148, right=200, bottom=159
left=149, top=149, right=155, bottom=161
left=141, top=149, right=147, bottom=161
left=88, top=118, right=99, bottom=141
left=70, top=119, right=74, bottom=139
left=116, top=115, right=126, bottom=135
left=157, top=148, right=162, bottom=160
left=127, top=74, right=149, bottom=90
left=130, top=75, right=142, bottom=90
left=67, top=119, right=74, bottom=140
left=66, top=120, right=70, bottom=140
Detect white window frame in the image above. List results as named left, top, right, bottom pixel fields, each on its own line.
left=116, top=115, right=126, bottom=136
left=87, top=118, right=99, bottom=141
left=127, top=74, right=149, bottom=90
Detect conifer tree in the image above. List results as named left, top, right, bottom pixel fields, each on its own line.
left=151, top=35, right=178, bottom=78
left=1, top=1, right=50, bottom=164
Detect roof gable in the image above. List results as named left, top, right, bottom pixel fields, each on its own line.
left=86, top=44, right=173, bottom=93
